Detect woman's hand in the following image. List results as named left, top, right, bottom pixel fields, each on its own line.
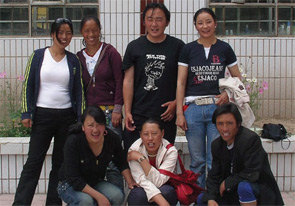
left=127, top=151, right=142, bottom=162
left=111, top=112, right=122, bottom=128
left=215, top=92, right=229, bottom=106
left=22, top=119, right=32, bottom=128
left=176, top=113, right=187, bottom=131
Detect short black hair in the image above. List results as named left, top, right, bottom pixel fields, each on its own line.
left=193, top=8, right=217, bottom=24
left=50, top=18, right=73, bottom=43
left=142, top=3, right=170, bottom=22
left=141, top=118, right=164, bottom=131
left=212, top=103, right=242, bottom=126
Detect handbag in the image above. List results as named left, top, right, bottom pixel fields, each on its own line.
left=261, top=123, right=287, bottom=141
left=158, top=144, right=204, bottom=205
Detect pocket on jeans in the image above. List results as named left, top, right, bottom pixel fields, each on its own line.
left=57, top=181, right=69, bottom=195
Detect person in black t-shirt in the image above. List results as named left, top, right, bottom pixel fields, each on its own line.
left=122, top=3, right=184, bottom=150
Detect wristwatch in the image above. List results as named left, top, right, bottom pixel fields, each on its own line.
left=137, top=156, right=146, bottom=163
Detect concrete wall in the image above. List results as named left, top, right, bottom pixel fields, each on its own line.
left=0, top=136, right=294, bottom=194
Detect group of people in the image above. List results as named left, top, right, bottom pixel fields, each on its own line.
left=12, top=3, right=283, bottom=206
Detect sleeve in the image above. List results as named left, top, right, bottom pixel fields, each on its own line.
left=121, top=42, right=134, bottom=71
left=146, top=146, right=178, bottom=187
left=128, top=144, right=178, bottom=201
left=108, top=46, right=124, bottom=110
left=178, top=45, right=189, bottom=67
left=112, top=132, right=129, bottom=172
left=225, top=43, right=237, bottom=67
left=21, top=52, right=36, bottom=120
left=224, top=135, right=264, bottom=191
left=202, top=140, right=223, bottom=202
left=63, top=135, right=87, bottom=191
left=73, top=55, right=86, bottom=119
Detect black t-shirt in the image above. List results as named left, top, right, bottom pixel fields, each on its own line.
left=122, top=35, right=184, bottom=117
left=179, top=39, right=237, bottom=96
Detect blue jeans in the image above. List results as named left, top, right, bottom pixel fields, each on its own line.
left=57, top=180, right=124, bottom=206
left=127, top=184, right=178, bottom=206
left=104, top=109, right=125, bottom=193
left=184, top=104, right=219, bottom=189
left=197, top=181, right=259, bottom=205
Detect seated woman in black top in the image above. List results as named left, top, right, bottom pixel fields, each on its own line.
left=58, top=106, right=137, bottom=206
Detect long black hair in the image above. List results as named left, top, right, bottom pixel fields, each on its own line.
left=50, top=18, right=73, bottom=44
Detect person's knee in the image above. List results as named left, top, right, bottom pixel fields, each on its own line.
left=238, top=182, right=257, bottom=203
left=109, top=187, right=124, bottom=205
left=160, top=184, right=178, bottom=205
left=76, top=194, right=94, bottom=205
left=97, top=182, right=124, bottom=205
left=128, top=187, right=148, bottom=205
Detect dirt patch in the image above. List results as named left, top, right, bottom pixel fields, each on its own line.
left=177, top=118, right=295, bottom=136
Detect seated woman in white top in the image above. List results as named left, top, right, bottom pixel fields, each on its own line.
left=127, top=118, right=178, bottom=206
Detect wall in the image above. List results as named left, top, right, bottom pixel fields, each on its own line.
left=0, top=0, right=294, bottom=118
left=1, top=136, right=295, bottom=194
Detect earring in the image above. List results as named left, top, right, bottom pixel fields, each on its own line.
left=104, top=130, right=108, bottom=136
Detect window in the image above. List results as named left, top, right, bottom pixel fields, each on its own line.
left=0, top=7, right=29, bottom=36
left=209, top=1, right=295, bottom=36
left=0, top=0, right=99, bottom=36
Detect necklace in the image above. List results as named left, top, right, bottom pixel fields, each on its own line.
left=147, top=153, right=157, bottom=158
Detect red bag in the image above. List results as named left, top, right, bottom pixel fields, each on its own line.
left=159, top=144, right=204, bottom=205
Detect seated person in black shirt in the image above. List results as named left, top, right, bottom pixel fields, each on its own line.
left=58, top=106, right=137, bottom=206
left=197, top=103, right=284, bottom=206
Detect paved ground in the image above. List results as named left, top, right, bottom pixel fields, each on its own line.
left=1, top=192, right=295, bottom=205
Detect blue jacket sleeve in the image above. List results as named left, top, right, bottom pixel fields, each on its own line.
left=21, top=52, right=36, bottom=120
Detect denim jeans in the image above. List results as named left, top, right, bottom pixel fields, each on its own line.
left=197, top=181, right=259, bottom=205
left=13, top=107, right=76, bottom=206
left=127, top=184, right=178, bottom=206
left=184, top=104, right=219, bottom=189
left=104, top=108, right=125, bottom=193
left=57, top=180, right=124, bottom=206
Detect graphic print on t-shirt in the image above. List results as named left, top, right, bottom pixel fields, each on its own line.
left=144, top=54, right=165, bottom=91
left=191, top=55, right=223, bottom=85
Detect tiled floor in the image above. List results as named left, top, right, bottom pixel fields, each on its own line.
left=0, top=192, right=294, bottom=206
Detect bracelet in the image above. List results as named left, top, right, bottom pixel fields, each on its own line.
left=137, top=156, right=146, bottom=163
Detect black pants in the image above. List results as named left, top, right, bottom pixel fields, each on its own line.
left=123, top=114, right=177, bottom=151
left=13, top=107, right=76, bottom=206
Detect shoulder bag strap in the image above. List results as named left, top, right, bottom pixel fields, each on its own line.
left=165, top=143, right=186, bottom=173
left=85, top=44, right=109, bottom=93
